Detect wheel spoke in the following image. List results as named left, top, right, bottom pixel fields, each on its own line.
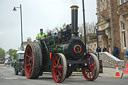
left=26, top=63, right=31, bottom=67
left=58, top=71, right=62, bottom=78
left=92, top=71, right=94, bottom=77
left=28, top=68, right=32, bottom=74
left=86, top=72, right=89, bottom=77
left=26, top=54, right=31, bottom=58
left=90, top=64, right=95, bottom=71
left=89, top=72, right=92, bottom=78
left=28, top=46, right=32, bottom=53
left=57, top=57, right=61, bottom=65
left=57, top=65, right=62, bottom=71
left=30, top=57, right=33, bottom=62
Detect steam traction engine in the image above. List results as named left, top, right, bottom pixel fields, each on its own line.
left=24, top=5, right=99, bottom=83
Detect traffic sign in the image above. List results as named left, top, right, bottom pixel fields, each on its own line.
left=89, top=36, right=97, bottom=40
left=124, top=61, right=128, bottom=73
left=97, top=30, right=105, bottom=35
left=121, top=61, right=128, bottom=78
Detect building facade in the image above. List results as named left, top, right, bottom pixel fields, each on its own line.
left=96, top=0, right=128, bottom=59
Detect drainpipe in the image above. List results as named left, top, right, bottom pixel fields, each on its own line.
left=110, top=0, right=114, bottom=54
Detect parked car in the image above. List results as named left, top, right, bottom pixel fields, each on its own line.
left=14, top=51, right=25, bottom=76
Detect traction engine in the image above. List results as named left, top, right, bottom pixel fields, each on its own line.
left=24, top=5, right=99, bottom=83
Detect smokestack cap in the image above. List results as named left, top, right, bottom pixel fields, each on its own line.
left=70, top=5, right=79, bottom=10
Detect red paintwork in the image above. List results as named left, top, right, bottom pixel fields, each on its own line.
left=51, top=54, right=63, bottom=82
left=82, top=55, right=95, bottom=80
left=24, top=45, right=33, bottom=78
left=74, top=45, right=82, bottom=54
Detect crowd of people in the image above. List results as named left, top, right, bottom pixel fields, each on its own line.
left=88, top=46, right=108, bottom=54
left=88, top=46, right=120, bottom=58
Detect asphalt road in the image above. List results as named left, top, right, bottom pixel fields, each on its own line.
left=0, top=64, right=128, bottom=85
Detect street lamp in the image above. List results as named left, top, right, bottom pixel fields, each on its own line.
left=94, top=26, right=99, bottom=59
left=94, top=26, right=103, bottom=73
left=82, top=0, right=87, bottom=53
left=13, top=4, right=24, bottom=51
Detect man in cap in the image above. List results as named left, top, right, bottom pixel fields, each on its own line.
left=36, top=29, right=47, bottom=40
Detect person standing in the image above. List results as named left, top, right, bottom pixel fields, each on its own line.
left=107, top=48, right=109, bottom=53
left=103, top=47, right=107, bottom=52
left=36, top=29, right=47, bottom=40
left=88, top=49, right=96, bottom=55
left=112, top=46, right=118, bottom=58
left=96, top=46, right=101, bottom=52
left=124, top=50, right=128, bottom=66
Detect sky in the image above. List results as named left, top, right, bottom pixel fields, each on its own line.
left=0, top=0, right=97, bottom=51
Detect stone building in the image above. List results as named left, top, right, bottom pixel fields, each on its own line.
left=96, top=0, right=128, bottom=59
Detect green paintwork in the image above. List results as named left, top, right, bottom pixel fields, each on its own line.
left=36, top=32, right=85, bottom=72
left=67, top=60, right=89, bottom=66
left=36, top=33, right=66, bottom=72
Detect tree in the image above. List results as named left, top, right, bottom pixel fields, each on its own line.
left=79, top=22, right=96, bottom=35
left=7, top=49, right=17, bottom=60
left=79, top=22, right=96, bottom=42
left=0, top=48, right=5, bottom=58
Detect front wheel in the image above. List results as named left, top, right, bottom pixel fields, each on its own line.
left=51, top=53, right=67, bottom=83
left=82, top=53, right=99, bottom=81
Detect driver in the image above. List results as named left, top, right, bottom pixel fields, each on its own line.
left=36, top=29, right=47, bottom=40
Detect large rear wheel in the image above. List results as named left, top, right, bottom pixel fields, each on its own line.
left=24, top=43, right=41, bottom=79
left=82, top=53, right=99, bottom=81
left=51, top=53, right=67, bottom=83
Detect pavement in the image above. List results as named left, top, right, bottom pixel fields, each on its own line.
left=42, top=67, right=128, bottom=78
left=71, top=67, right=128, bottom=78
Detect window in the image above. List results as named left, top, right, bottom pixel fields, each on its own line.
left=18, top=53, right=24, bottom=59
left=121, top=22, right=126, bottom=49
left=100, top=0, right=107, bottom=11
left=120, top=0, right=128, bottom=4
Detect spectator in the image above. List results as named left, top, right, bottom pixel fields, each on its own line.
left=103, top=47, right=107, bottom=52
left=112, top=46, right=118, bottom=58
left=88, top=49, right=96, bottom=55
left=96, top=46, right=101, bottom=52
left=107, top=48, right=109, bottom=53
left=124, top=50, right=128, bottom=55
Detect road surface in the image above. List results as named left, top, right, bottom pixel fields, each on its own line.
left=0, top=64, right=128, bottom=85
